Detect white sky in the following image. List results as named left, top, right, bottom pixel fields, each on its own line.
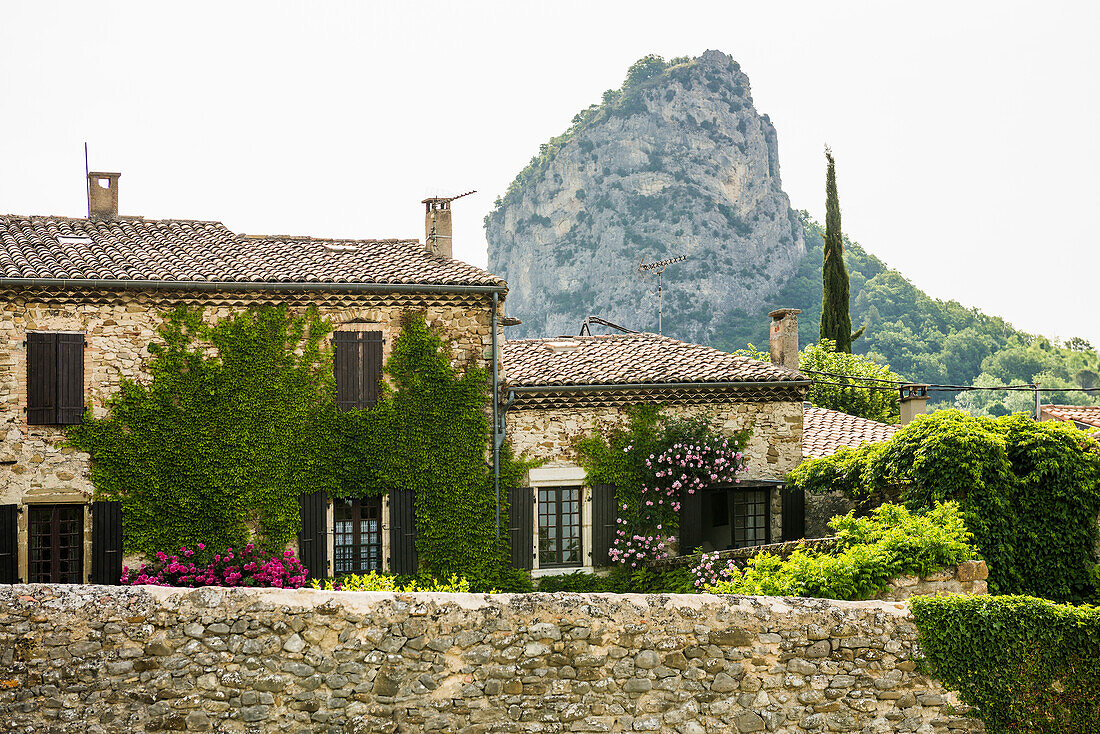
left=2, top=1, right=1096, bottom=346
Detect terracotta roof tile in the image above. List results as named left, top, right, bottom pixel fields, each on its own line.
left=0, top=214, right=504, bottom=287
left=802, top=405, right=898, bottom=459
left=503, top=334, right=806, bottom=387
left=1042, top=404, right=1100, bottom=429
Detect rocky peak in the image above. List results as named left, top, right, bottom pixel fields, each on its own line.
left=486, top=51, right=805, bottom=344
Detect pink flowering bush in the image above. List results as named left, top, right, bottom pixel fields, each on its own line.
left=609, top=434, right=746, bottom=566
left=690, top=550, right=742, bottom=589
left=121, top=543, right=308, bottom=588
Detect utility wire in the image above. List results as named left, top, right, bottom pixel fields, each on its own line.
left=809, top=378, right=1098, bottom=394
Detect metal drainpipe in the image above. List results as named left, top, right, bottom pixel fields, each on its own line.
left=492, top=292, right=500, bottom=539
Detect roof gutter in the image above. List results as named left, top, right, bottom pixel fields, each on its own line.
left=506, top=380, right=811, bottom=393
left=0, top=278, right=508, bottom=296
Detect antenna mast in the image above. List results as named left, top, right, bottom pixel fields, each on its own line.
left=84, top=142, right=90, bottom=217
left=638, top=254, right=687, bottom=335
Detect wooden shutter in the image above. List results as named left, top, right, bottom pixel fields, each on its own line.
left=333, top=331, right=361, bottom=412
left=678, top=489, right=703, bottom=555
left=507, top=487, right=534, bottom=570
left=298, top=491, right=328, bottom=581
left=91, top=501, right=123, bottom=584
left=389, top=489, right=418, bottom=575
left=0, top=504, right=19, bottom=583
left=362, top=331, right=383, bottom=407
left=27, top=332, right=57, bottom=425
left=590, top=484, right=617, bottom=567
left=781, top=487, right=806, bottom=542
left=56, top=333, right=85, bottom=425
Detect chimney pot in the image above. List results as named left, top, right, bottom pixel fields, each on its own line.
left=87, top=171, right=121, bottom=219
left=768, top=308, right=801, bottom=372
left=899, top=384, right=930, bottom=425
left=422, top=197, right=453, bottom=258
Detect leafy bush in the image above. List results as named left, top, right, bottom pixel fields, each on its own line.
left=535, top=567, right=694, bottom=594
left=788, top=411, right=1100, bottom=601
left=310, top=572, right=473, bottom=593
left=800, top=340, right=904, bottom=423
left=122, top=544, right=308, bottom=588
left=706, top=502, right=976, bottom=599
left=912, top=594, right=1100, bottom=733
left=536, top=571, right=618, bottom=593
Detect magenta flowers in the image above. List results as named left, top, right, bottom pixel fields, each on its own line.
left=121, top=543, right=308, bottom=588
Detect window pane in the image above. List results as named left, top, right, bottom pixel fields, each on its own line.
left=538, top=486, right=583, bottom=567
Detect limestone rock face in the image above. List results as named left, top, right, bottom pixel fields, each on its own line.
left=487, top=50, right=805, bottom=343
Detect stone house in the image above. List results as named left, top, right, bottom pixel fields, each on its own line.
left=1, top=172, right=813, bottom=584
left=1040, top=404, right=1100, bottom=431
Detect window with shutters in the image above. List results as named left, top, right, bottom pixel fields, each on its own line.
left=333, top=496, right=382, bottom=575
left=29, top=504, right=84, bottom=583
left=538, top=486, right=582, bottom=567
left=333, top=330, right=383, bottom=410
left=26, top=332, right=85, bottom=425
left=732, top=489, right=770, bottom=548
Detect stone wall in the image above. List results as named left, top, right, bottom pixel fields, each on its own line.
left=0, top=291, right=499, bottom=581
left=878, top=561, right=988, bottom=602
left=0, top=584, right=982, bottom=733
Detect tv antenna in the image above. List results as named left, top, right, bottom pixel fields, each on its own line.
left=638, top=254, right=687, bottom=335
left=424, top=190, right=476, bottom=254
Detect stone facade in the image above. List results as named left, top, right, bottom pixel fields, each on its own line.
left=0, top=290, right=500, bottom=582
left=0, top=584, right=982, bottom=733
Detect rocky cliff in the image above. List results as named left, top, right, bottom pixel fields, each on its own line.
left=486, top=51, right=805, bottom=342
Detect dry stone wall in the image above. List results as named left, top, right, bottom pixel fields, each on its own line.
left=0, top=584, right=982, bottom=733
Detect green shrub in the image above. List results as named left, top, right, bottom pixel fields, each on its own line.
left=536, top=567, right=694, bottom=594
left=707, top=502, right=976, bottom=599
left=536, top=571, right=618, bottom=593
left=911, top=594, right=1100, bottom=733
left=310, top=572, right=473, bottom=593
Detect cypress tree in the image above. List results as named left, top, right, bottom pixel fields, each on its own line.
left=821, top=146, right=854, bottom=353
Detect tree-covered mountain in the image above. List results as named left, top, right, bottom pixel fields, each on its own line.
left=487, top=52, right=1100, bottom=412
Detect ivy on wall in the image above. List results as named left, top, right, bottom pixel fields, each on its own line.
left=69, top=305, right=530, bottom=591
left=911, top=594, right=1100, bottom=733
left=786, top=410, right=1100, bottom=602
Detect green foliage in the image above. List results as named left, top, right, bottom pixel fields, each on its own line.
left=788, top=411, right=1100, bottom=601
left=310, top=571, right=474, bottom=593
left=708, top=502, right=976, bottom=599
left=911, top=594, right=1100, bottom=733
left=821, top=147, right=854, bottom=353
left=70, top=306, right=532, bottom=593
left=68, top=305, right=336, bottom=555
left=801, top=340, right=903, bottom=423
left=535, top=566, right=693, bottom=594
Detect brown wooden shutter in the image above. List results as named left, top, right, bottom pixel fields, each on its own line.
left=508, top=487, right=534, bottom=570
left=389, top=489, right=418, bottom=575
left=27, top=332, right=57, bottom=425
left=56, top=333, right=85, bottom=425
left=333, top=331, right=360, bottom=412
left=590, top=484, right=617, bottom=567
left=678, top=489, right=703, bottom=555
left=0, top=504, right=19, bottom=583
left=298, top=491, right=328, bottom=581
left=91, top=500, right=123, bottom=584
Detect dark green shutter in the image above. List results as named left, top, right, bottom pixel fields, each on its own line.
left=362, top=331, right=383, bottom=406
left=91, top=501, right=123, bottom=584
left=56, top=333, right=85, bottom=425
left=27, top=333, right=57, bottom=425
left=781, top=487, right=805, bottom=542
left=389, top=490, right=417, bottom=575
left=334, top=331, right=383, bottom=410
left=508, top=487, right=533, bottom=570
left=590, top=484, right=617, bottom=567
left=0, top=504, right=19, bottom=583
left=298, top=491, right=328, bottom=580
left=678, top=489, right=703, bottom=555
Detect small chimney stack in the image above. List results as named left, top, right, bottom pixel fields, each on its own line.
left=87, top=171, right=121, bottom=219
left=768, top=308, right=801, bottom=371
left=422, top=197, right=453, bottom=258
left=899, top=384, right=930, bottom=425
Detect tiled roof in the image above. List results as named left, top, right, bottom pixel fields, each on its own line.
left=503, top=334, right=807, bottom=387
left=0, top=215, right=504, bottom=287
left=802, top=405, right=898, bottom=459
left=1043, top=404, right=1100, bottom=429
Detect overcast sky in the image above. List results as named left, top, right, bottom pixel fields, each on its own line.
left=2, top=1, right=1096, bottom=346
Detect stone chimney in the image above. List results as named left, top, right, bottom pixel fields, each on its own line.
left=423, top=197, right=453, bottom=258
left=768, top=308, right=801, bottom=371
left=87, top=171, right=121, bottom=219
left=900, top=384, right=929, bottom=425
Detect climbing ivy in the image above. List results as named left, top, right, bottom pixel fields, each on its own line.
left=69, top=306, right=531, bottom=591
left=786, top=410, right=1100, bottom=601
left=911, top=594, right=1100, bottom=733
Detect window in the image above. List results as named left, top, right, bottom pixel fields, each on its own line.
left=732, top=489, right=769, bottom=548
left=27, top=332, right=85, bottom=425
left=538, top=486, right=582, bottom=567
left=333, top=330, right=383, bottom=410
left=333, top=496, right=382, bottom=575
left=29, top=504, right=84, bottom=583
